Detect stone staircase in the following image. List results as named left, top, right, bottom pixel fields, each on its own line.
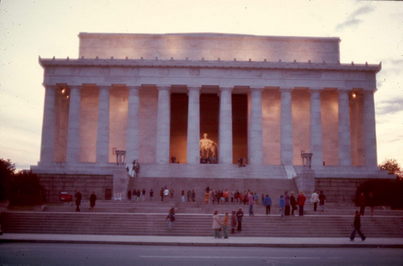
left=4, top=211, right=403, bottom=237
left=3, top=200, right=403, bottom=237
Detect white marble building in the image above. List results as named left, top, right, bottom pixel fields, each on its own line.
left=32, top=33, right=388, bottom=181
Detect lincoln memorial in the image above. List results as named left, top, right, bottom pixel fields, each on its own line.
left=32, top=33, right=389, bottom=199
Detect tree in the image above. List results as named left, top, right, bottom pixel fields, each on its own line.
left=9, top=170, right=44, bottom=205
left=0, top=158, right=15, bottom=201
left=379, top=159, right=402, bottom=179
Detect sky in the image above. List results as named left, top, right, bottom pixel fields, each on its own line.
left=0, top=0, right=402, bottom=170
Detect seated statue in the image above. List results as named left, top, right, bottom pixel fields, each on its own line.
left=200, top=133, right=217, bottom=163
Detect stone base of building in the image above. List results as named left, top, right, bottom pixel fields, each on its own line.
left=32, top=162, right=392, bottom=202
left=38, top=173, right=113, bottom=202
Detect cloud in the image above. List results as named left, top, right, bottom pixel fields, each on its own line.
left=377, top=97, right=403, bottom=115
left=336, top=5, right=375, bottom=31
left=380, top=59, right=403, bottom=76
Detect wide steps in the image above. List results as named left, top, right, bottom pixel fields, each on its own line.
left=38, top=201, right=403, bottom=216
left=4, top=211, right=403, bottom=237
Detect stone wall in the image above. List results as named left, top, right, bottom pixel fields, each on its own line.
left=78, top=33, right=340, bottom=63
left=315, top=177, right=375, bottom=203
left=38, top=174, right=113, bottom=202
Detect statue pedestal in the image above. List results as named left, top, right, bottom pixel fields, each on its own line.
left=293, top=167, right=315, bottom=194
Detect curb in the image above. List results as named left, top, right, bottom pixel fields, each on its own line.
left=1, top=238, right=403, bottom=248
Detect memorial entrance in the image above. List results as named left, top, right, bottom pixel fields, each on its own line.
left=169, top=92, right=248, bottom=164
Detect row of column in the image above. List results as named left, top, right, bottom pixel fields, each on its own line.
left=40, top=85, right=377, bottom=167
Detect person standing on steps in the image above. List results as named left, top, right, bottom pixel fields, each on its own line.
left=212, top=211, right=222, bottom=238
left=319, top=191, right=326, bottom=213
left=149, top=189, right=154, bottom=201
left=279, top=194, right=285, bottom=217
left=222, top=212, right=229, bottom=239
left=89, top=192, right=96, bottom=209
left=284, top=191, right=290, bottom=216
left=163, top=187, right=170, bottom=201
left=248, top=192, right=254, bottom=216
left=231, top=210, right=237, bottom=234
left=311, top=191, right=319, bottom=212
left=74, top=191, right=82, bottom=212
left=290, top=192, right=297, bottom=216
left=350, top=211, right=366, bottom=241
left=166, top=207, right=175, bottom=230
left=297, top=192, right=306, bottom=216
left=263, top=194, right=272, bottom=215
left=160, top=187, right=164, bottom=202
left=236, top=208, right=244, bottom=232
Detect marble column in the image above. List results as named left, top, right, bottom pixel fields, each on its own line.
left=248, top=88, right=263, bottom=165
left=96, top=85, right=110, bottom=164
left=126, top=86, right=140, bottom=163
left=156, top=86, right=171, bottom=164
left=338, top=89, right=352, bottom=166
left=280, top=88, right=293, bottom=165
left=310, top=89, right=323, bottom=167
left=39, top=85, right=56, bottom=164
left=363, top=90, right=377, bottom=167
left=66, top=85, right=81, bottom=163
left=187, top=87, right=200, bottom=164
left=219, top=87, right=233, bottom=164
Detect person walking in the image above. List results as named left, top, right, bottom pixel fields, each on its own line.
left=222, top=212, right=229, bottom=239
left=231, top=210, right=237, bottom=234
left=236, top=208, right=244, bottom=232
left=166, top=207, right=175, bottom=230
left=350, top=211, right=366, bottom=241
left=263, top=194, right=272, bottom=215
left=74, top=191, right=82, bottom=212
left=279, top=195, right=285, bottom=217
left=297, top=192, right=306, bottom=216
left=290, top=192, right=297, bottom=216
left=212, top=211, right=222, bottom=238
left=89, top=192, right=96, bottom=209
left=319, top=191, right=326, bottom=213
left=311, top=191, right=319, bottom=212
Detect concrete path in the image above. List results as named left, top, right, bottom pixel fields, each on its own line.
left=1, top=233, right=403, bottom=248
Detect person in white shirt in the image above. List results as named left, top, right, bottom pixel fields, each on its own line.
left=311, top=191, right=319, bottom=212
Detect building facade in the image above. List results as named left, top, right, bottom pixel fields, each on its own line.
left=33, top=33, right=387, bottom=184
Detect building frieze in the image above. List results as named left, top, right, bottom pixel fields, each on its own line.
left=39, top=57, right=381, bottom=73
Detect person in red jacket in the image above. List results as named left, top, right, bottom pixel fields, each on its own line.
left=297, top=192, right=306, bottom=216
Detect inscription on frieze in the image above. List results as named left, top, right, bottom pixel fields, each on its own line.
left=284, top=71, right=322, bottom=79
left=189, top=68, right=200, bottom=76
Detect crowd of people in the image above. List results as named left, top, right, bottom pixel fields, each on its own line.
left=211, top=208, right=245, bottom=238
left=125, top=186, right=329, bottom=217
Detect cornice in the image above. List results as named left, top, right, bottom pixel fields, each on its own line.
left=39, top=57, right=381, bottom=73
left=78, top=32, right=341, bottom=43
